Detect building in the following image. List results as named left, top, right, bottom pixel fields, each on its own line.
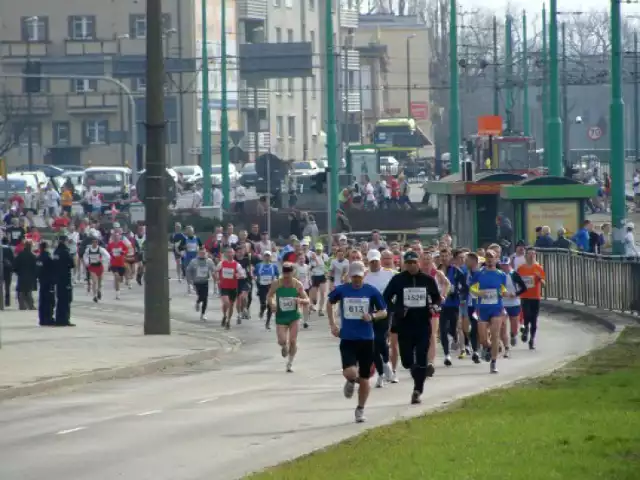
left=355, top=13, right=433, bottom=151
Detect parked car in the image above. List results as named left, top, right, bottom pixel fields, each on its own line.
left=173, top=165, right=203, bottom=189
left=11, top=170, right=49, bottom=188
left=0, top=178, right=29, bottom=202
left=136, top=168, right=180, bottom=186
left=210, top=164, right=240, bottom=186
left=239, top=162, right=258, bottom=187
left=11, top=165, right=64, bottom=178
left=291, top=161, right=320, bottom=178
left=54, top=164, right=85, bottom=172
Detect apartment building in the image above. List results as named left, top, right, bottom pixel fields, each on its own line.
left=0, top=0, right=201, bottom=169
left=355, top=13, right=434, bottom=151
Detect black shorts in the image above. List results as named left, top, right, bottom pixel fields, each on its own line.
left=62, top=205, right=72, bottom=214
left=238, top=280, right=251, bottom=293
left=110, top=266, right=126, bottom=277
left=220, top=288, right=238, bottom=302
left=311, top=275, right=326, bottom=287
left=389, top=313, right=399, bottom=334
left=339, top=339, right=375, bottom=379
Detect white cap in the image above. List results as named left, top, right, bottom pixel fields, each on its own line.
left=339, top=234, right=347, bottom=241
left=367, top=249, right=381, bottom=262
left=263, top=250, right=272, bottom=256
left=348, top=261, right=366, bottom=277
left=301, top=240, right=309, bottom=246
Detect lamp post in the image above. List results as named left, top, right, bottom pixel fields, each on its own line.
left=220, top=0, right=230, bottom=211
left=25, top=16, right=38, bottom=169
left=406, top=34, right=415, bottom=118
left=522, top=11, right=530, bottom=136
left=449, top=1, right=460, bottom=174
left=324, top=2, right=339, bottom=228
left=547, top=0, right=563, bottom=177
left=505, top=15, right=514, bottom=133
left=200, top=0, right=212, bottom=206
left=610, top=0, right=626, bottom=255
left=561, top=21, right=569, bottom=170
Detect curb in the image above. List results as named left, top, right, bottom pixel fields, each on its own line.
left=0, top=337, right=242, bottom=402
left=541, top=300, right=639, bottom=333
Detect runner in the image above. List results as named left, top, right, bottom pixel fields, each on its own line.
left=469, top=251, right=512, bottom=373
left=363, top=249, right=395, bottom=388
left=134, top=225, right=146, bottom=285
left=267, top=262, right=309, bottom=372
left=171, top=223, right=186, bottom=282
left=123, top=229, right=137, bottom=289
left=294, top=253, right=312, bottom=328
left=255, top=251, right=279, bottom=330
left=186, top=246, right=216, bottom=321
left=217, top=246, right=245, bottom=330
left=516, top=247, right=546, bottom=350
left=234, top=244, right=256, bottom=324
left=382, top=251, right=441, bottom=404
left=83, top=235, right=110, bottom=303
left=382, top=249, right=402, bottom=382
left=499, top=257, right=527, bottom=352
left=308, top=243, right=329, bottom=316
left=438, top=248, right=468, bottom=367
left=327, top=261, right=387, bottom=423
left=421, top=251, right=450, bottom=376
left=179, top=226, right=201, bottom=294
left=107, top=232, right=129, bottom=300
left=464, top=252, right=482, bottom=364
left=328, top=248, right=349, bottom=290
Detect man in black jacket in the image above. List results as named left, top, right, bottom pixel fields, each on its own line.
left=36, top=241, right=56, bottom=326
left=53, top=235, right=76, bottom=326
left=383, top=251, right=441, bottom=405
left=1, top=236, right=14, bottom=307
left=553, top=228, right=572, bottom=250
left=13, top=241, right=37, bottom=310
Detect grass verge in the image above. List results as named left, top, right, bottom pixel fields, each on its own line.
left=247, top=327, right=640, bottom=480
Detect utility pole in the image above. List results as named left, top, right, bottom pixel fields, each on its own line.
left=610, top=0, right=626, bottom=255
left=492, top=16, right=499, bottom=116
left=406, top=36, right=411, bottom=117
left=144, top=0, right=170, bottom=335
left=522, top=10, right=530, bottom=136
left=561, top=21, right=569, bottom=170
left=634, top=31, right=639, bottom=162
left=324, top=0, right=339, bottom=228
left=220, top=0, right=230, bottom=210
left=449, top=2, right=460, bottom=174
left=26, top=30, right=34, bottom=168
left=505, top=15, right=513, bottom=133
left=547, top=0, right=563, bottom=177
left=541, top=4, right=549, bottom=168
left=200, top=0, right=212, bottom=205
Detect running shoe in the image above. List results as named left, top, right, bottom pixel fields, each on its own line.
left=354, top=406, right=366, bottom=423
left=444, top=355, right=452, bottom=367
left=426, top=363, right=435, bottom=377
left=390, top=371, right=400, bottom=383
left=483, top=348, right=491, bottom=363
left=510, top=335, right=517, bottom=347
left=286, top=361, right=293, bottom=373
left=200, top=314, right=207, bottom=322
left=521, top=327, right=529, bottom=343
left=343, top=379, right=355, bottom=399
left=411, top=391, right=422, bottom=404
left=383, top=363, right=393, bottom=382
left=472, top=352, right=481, bottom=364
left=490, top=360, right=498, bottom=374
left=375, top=376, right=384, bottom=388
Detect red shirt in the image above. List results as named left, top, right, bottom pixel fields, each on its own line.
left=26, top=232, right=41, bottom=254
left=9, top=195, right=24, bottom=209
left=52, top=216, right=71, bottom=231
left=218, top=260, right=240, bottom=289
left=389, top=178, right=400, bottom=199
left=107, top=241, right=129, bottom=267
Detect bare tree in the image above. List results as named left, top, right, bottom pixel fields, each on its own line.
left=0, top=89, right=25, bottom=158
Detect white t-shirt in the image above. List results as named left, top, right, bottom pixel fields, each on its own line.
left=295, top=263, right=310, bottom=289
left=633, top=174, right=640, bottom=195
left=45, top=190, right=59, bottom=208
left=624, top=231, right=638, bottom=256
left=365, top=183, right=375, bottom=202
left=191, top=190, right=203, bottom=208
left=364, top=269, right=395, bottom=295
left=235, top=185, right=246, bottom=202
left=330, top=259, right=349, bottom=286
left=310, top=252, right=328, bottom=276
left=512, top=254, right=526, bottom=271
left=212, top=188, right=223, bottom=208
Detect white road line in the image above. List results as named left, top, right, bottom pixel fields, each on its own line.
left=137, top=410, right=162, bottom=416
left=56, top=427, right=87, bottom=435
left=197, top=398, right=217, bottom=404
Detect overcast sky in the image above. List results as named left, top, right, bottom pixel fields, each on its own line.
left=461, top=0, right=640, bottom=14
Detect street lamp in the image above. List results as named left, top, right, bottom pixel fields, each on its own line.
left=25, top=15, right=38, bottom=168
left=449, top=1, right=460, bottom=174
left=406, top=34, right=415, bottom=118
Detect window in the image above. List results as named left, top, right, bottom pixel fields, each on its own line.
left=287, top=116, right=296, bottom=139
left=310, top=30, right=315, bottom=53
left=309, top=0, right=315, bottom=10
left=285, top=0, right=293, bottom=7
left=273, top=0, right=281, bottom=7
left=21, top=16, right=48, bottom=42
left=53, top=122, right=71, bottom=146
left=72, top=79, right=98, bottom=93
left=287, top=77, right=294, bottom=95
left=275, top=27, right=282, bottom=43
left=68, top=15, right=96, bottom=40
left=134, top=77, right=146, bottom=92
left=287, top=29, right=294, bottom=43
left=130, top=14, right=146, bottom=39
left=311, top=74, right=317, bottom=99
left=84, top=120, right=108, bottom=145
left=311, top=115, right=318, bottom=136
left=19, top=123, right=41, bottom=146
left=276, top=116, right=284, bottom=138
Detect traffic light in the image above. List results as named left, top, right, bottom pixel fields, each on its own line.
left=24, top=61, right=41, bottom=93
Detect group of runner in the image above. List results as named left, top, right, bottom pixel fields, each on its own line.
left=168, top=223, right=546, bottom=423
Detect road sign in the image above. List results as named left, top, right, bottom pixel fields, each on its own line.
left=229, top=130, right=244, bottom=145
left=410, top=102, right=429, bottom=120
left=477, top=115, right=503, bottom=136
left=588, top=126, right=602, bottom=140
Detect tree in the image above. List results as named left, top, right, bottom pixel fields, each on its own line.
left=0, top=89, right=26, bottom=158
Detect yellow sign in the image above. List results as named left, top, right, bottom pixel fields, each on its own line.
left=0, top=158, right=5, bottom=178
left=526, top=201, right=579, bottom=245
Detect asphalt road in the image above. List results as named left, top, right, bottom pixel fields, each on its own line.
left=0, top=264, right=609, bottom=480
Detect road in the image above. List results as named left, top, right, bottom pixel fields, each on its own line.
left=0, top=269, right=608, bottom=480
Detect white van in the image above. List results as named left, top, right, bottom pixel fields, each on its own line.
left=83, top=166, right=132, bottom=206
left=11, top=171, right=49, bottom=189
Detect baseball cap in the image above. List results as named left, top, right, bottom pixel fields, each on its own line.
left=499, top=256, right=511, bottom=265
left=339, top=234, right=347, bottom=242
left=367, top=249, right=381, bottom=262
left=301, top=240, right=309, bottom=247
left=348, top=261, right=366, bottom=277
left=403, top=251, right=419, bottom=262
left=315, top=242, right=324, bottom=251
left=263, top=251, right=272, bottom=257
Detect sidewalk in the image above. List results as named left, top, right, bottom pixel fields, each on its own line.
left=0, top=311, right=236, bottom=401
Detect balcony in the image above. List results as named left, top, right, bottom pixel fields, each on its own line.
left=237, top=0, right=268, bottom=20
left=0, top=41, right=49, bottom=58
left=342, top=91, right=361, bottom=113
left=242, top=132, right=271, bottom=154
left=343, top=49, right=360, bottom=71
left=117, top=37, right=146, bottom=56
left=65, top=39, right=118, bottom=56
left=66, top=93, right=119, bottom=113
left=239, top=88, right=269, bottom=109
left=340, top=9, right=359, bottom=29
left=0, top=94, right=53, bottom=115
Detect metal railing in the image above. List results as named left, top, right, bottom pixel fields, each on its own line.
left=535, top=248, right=640, bottom=314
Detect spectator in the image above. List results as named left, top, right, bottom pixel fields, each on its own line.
left=23, top=186, right=37, bottom=214
left=571, top=220, right=592, bottom=252
left=52, top=211, right=71, bottom=232
left=302, top=214, right=319, bottom=244
left=191, top=184, right=203, bottom=210
left=624, top=223, right=638, bottom=257
left=553, top=228, right=572, bottom=249
left=234, top=183, right=247, bottom=213
left=600, top=223, right=612, bottom=254
left=336, top=208, right=352, bottom=233
left=288, top=211, right=302, bottom=239
left=2, top=236, right=14, bottom=307
left=633, top=169, right=640, bottom=210
left=44, top=185, right=60, bottom=219
left=13, top=240, right=37, bottom=310
left=213, top=185, right=223, bottom=210
left=534, top=226, right=555, bottom=248
left=9, top=190, right=25, bottom=212
left=61, top=186, right=73, bottom=215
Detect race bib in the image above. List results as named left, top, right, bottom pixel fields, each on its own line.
left=174, top=241, right=181, bottom=250
left=522, top=276, right=535, bottom=289
left=259, top=275, right=273, bottom=285
left=403, top=287, right=427, bottom=308
left=481, top=290, right=498, bottom=305
left=11, top=231, right=21, bottom=239
left=278, top=297, right=297, bottom=311
left=343, top=297, right=370, bottom=320
left=196, top=266, right=209, bottom=277
left=222, top=267, right=234, bottom=279
left=89, top=254, right=100, bottom=263
left=187, top=243, right=197, bottom=251
left=112, top=248, right=121, bottom=256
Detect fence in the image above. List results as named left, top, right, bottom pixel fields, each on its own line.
left=535, top=248, right=640, bottom=315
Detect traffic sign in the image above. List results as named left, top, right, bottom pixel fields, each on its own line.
left=229, top=130, right=245, bottom=145
left=588, top=126, right=602, bottom=140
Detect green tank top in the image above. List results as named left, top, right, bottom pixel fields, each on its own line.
left=275, top=281, right=302, bottom=324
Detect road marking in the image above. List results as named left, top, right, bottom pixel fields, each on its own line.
left=137, top=410, right=162, bottom=416
left=197, top=398, right=217, bottom=404
left=56, top=427, right=87, bottom=435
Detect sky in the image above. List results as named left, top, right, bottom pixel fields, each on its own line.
left=462, top=0, right=640, bottom=14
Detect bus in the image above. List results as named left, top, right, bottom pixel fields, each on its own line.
left=372, top=118, right=432, bottom=161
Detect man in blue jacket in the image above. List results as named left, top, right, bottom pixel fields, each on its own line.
left=571, top=220, right=592, bottom=252
left=438, top=248, right=468, bottom=369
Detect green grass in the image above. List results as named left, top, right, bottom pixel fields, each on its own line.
left=247, top=327, right=640, bottom=480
